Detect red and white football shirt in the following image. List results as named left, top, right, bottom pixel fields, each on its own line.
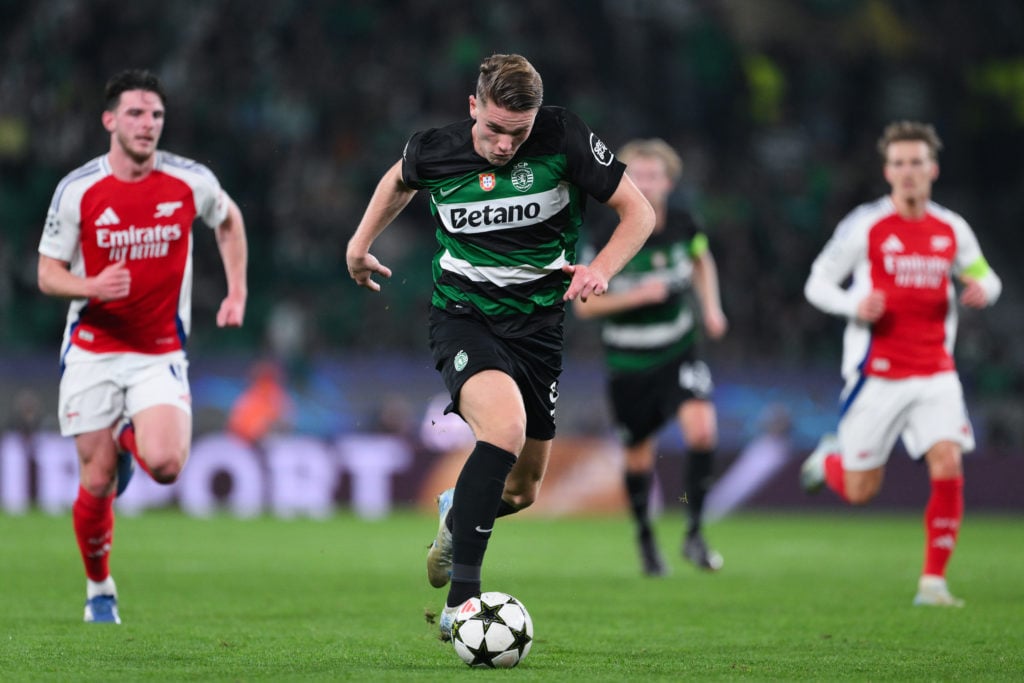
left=805, top=197, right=990, bottom=382
left=39, top=151, right=227, bottom=356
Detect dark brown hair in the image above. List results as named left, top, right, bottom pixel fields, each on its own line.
left=104, top=69, right=166, bottom=111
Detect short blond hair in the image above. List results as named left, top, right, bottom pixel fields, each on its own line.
left=617, top=138, right=683, bottom=182
left=877, top=121, right=943, bottom=160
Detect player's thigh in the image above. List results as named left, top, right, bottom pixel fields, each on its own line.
left=844, top=466, right=886, bottom=504
left=132, top=404, right=192, bottom=458
left=624, top=437, right=658, bottom=472
left=837, top=376, right=909, bottom=471
left=901, top=372, right=975, bottom=459
left=459, top=370, right=527, bottom=447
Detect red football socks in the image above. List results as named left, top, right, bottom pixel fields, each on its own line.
left=823, top=453, right=848, bottom=502
left=118, top=422, right=154, bottom=477
left=923, top=476, right=963, bottom=577
left=72, top=485, right=115, bottom=582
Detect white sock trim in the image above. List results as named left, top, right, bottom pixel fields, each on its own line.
left=87, top=576, right=117, bottom=599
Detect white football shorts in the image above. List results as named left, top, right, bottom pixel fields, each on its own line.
left=837, top=371, right=975, bottom=471
left=58, top=347, right=191, bottom=436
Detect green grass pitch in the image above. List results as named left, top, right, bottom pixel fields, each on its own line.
left=1, top=509, right=1022, bottom=681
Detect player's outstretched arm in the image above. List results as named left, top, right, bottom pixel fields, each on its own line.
left=563, top=173, right=654, bottom=302
left=346, top=160, right=416, bottom=292
left=215, top=195, right=248, bottom=327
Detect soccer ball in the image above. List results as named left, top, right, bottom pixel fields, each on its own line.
left=451, top=591, right=533, bottom=668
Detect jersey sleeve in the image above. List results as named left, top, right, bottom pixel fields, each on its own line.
left=667, top=206, right=706, bottom=257
left=562, top=109, right=626, bottom=203
left=949, top=212, right=984, bottom=274
left=159, top=152, right=228, bottom=229
left=804, top=211, right=867, bottom=318
left=400, top=131, right=427, bottom=190
left=949, top=211, right=1002, bottom=304
left=38, top=177, right=84, bottom=262
left=192, top=166, right=228, bottom=229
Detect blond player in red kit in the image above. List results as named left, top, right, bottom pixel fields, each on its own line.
left=800, top=121, right=1001, bottom=607
left=37, top=70, right=248, bottom=624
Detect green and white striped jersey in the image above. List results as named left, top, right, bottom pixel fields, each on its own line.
left=401, top=106, right=625, bottom=337
left=583, top=205, right=708, bottom=373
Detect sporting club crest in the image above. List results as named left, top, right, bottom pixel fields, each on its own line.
left=511, top=162, right=534, bottom=192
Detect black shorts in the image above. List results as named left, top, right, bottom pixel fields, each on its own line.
left=428, top=307, right=564, bottom=441
left=608, top=349, right=713, bottom=447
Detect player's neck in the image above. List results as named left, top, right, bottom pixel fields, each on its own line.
left=891, top=193, right=928, bottom=220
left=107, top=148, right=156, bottom=182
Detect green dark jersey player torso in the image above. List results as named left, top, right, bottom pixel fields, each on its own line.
left=587, top=205, right=708, bottom=374
left=401, top=106, right=625, bottom=338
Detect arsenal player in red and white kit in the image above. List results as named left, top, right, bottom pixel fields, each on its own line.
left=37, top=70, right=248, bottom=624
left=801, top=121, right=1001, bottom=608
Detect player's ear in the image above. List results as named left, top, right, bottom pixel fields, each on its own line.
left=882, top=161, right=895, bottom=186
left=102, top=109, right=116, bottom=133
left=469, top=95, right=478, bottom=120
left=930, top=161, right=940, bottom=181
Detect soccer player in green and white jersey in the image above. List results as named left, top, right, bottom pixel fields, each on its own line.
left=575, top=139, right=727, bottom=576
left=346, top=54, right=654, bottom=639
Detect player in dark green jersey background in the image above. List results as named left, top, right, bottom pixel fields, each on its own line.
left=575, top=138, right=727, bottom=576
left=346, top=54, right=655, bottom=639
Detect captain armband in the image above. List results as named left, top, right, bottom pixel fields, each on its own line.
left=961, top=257, right=1002, bottom=304
left=688, top=233, right=709, bottom=258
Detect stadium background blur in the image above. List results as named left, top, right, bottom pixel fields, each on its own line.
left=1, top=0, right=1022, bottom=513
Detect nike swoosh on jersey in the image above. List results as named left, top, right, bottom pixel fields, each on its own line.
left=438, top=184, right=463, bottom=198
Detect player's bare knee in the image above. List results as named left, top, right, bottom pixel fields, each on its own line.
left=687, top=431, right=717, bottom=451
left=928, top=453, right=960, bottom=478
left=80, top=470, right=116, bottom=496
left=486, top=425, right=526, bottom=456
left=503, top=485, right=539, bottom=510
left=845, top=483, right=879, bottom=505
left=930, top=464, right=962, bottom=481
left=142, top=449, right=187, bottom=484
left=149, top=464, right=180, bottom=484
left=846, top=492, right=873, bottom=505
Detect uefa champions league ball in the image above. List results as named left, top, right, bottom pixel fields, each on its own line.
left=451, top=591, right=533, bottom=668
